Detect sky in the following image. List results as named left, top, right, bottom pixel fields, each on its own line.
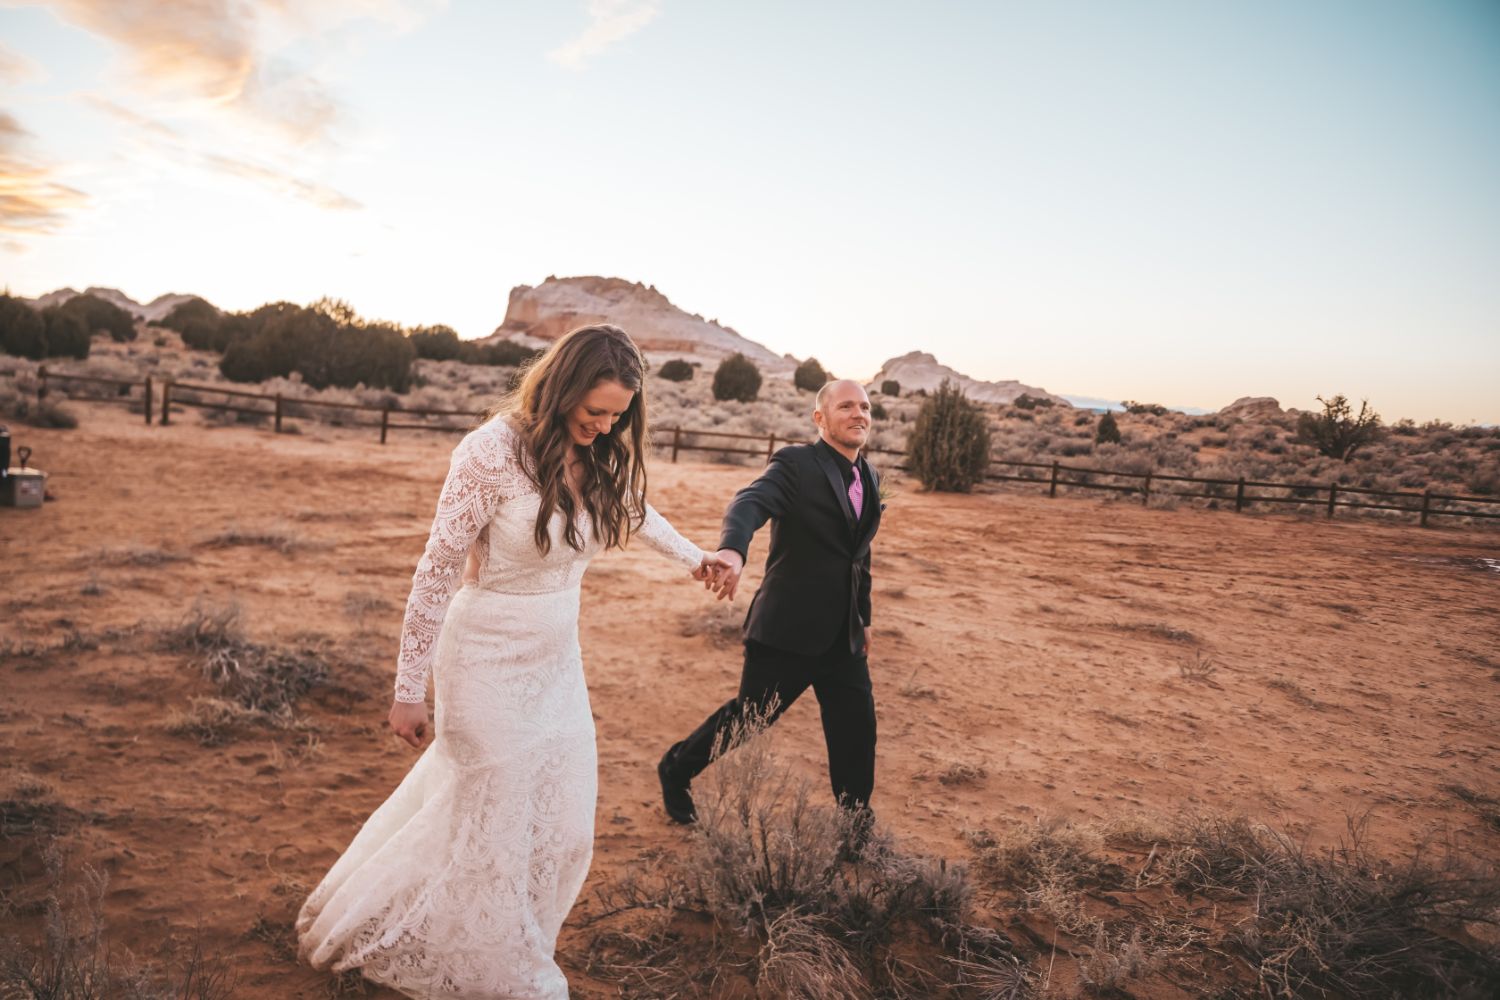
left=1, top=0, right=1497, bottom=423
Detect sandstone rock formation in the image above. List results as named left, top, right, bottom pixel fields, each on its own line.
left=868, top=351, right=1069, bottom=406
left=481, top=276, right=795, bottom=375
left=1218, top=396, right=1284, bottom=420
left=24, top=286, right=199, bottom=322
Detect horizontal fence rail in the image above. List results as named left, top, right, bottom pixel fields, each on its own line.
left=8, top=367, right=1498, bottom=528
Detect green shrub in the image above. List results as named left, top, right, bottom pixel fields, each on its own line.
left=1121, top=399, right=1169, bottom=416
left=657, top=358, right=694, bottom=382
left=220, top=302, right=416, bottom=391
left=880, top=379, right=899, bottom=397
left=1012, top=393, right=1053, bottom=410
left=58, top=294, right=136, bottom=342
left=712, top=353, right=762, bottom=402
left=456, top=339, right=539, bottom=367
left=793, top=357, right=829, bottom=392
left=408, top=324, right=461, bottom=361
left=161, top=296, right=230, bottom=351
left=41, top=306, right=90, bottom=359
left=907, top=379, right=991, bottom=492
left=1296, top=394, right=1383, bottom=462
left=1095, top=411, right=1122, bottom=445
left=0, top=294, right=47, bottom=359
left=870, top=401, right=887, bottom=421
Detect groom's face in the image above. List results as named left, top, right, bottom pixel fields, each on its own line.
left=814, top=381, right=872, bottom=452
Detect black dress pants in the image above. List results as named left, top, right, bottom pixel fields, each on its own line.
left=663, top=631, right=877, bottom=815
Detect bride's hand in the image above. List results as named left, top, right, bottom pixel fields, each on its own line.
left=693, top=552, right=729, bottom=583
left=388, top=700, right=431, bottom=749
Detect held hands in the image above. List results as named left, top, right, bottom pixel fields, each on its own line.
left=388, top=700, right=431, bottom=749
left=691, top=548, right=744, bottom=601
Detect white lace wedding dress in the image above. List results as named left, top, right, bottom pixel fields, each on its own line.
left=296, top=416, right=705, bottom=999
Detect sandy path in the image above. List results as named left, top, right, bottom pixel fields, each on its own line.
left=2, top=409, right=1497, bottom=997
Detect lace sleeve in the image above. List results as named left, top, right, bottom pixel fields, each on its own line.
left=394, top=423, right=522, bottom=703
left=637, top=501, right=708, bottom=571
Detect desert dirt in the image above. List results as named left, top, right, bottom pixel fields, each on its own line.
left=2, top=405, right=1498, bottom=997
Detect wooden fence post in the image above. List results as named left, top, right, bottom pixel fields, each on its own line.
left=274, top=394, right=283, bottom=434
left=1420, top=490, right=1431, bottom=528
left=37, top=365, right=48, bottom=401
left=1235, top=477, right=1245, bottom=512
left=1142, top=472, right=1152, bottom=506
left=671, top=427, right=681, bottom=463
left=1049, top=461, right=1059, bottom=497
left=1327, top=484, right=1338, bottom=519
left=161, top=380, right=172, bottom=425
left=380, top=407, right=390, bottom=445
left=143, top=376, right=153, bottom=425
left=766, top=433, right=776, bottom=464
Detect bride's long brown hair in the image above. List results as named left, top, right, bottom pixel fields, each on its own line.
left=491, top=324, right=649, bottom=554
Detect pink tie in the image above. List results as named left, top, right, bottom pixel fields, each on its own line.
left=848, top=468, right=863, bottom=520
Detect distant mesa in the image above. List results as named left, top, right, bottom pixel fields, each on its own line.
left=23, top=286, right=199, bottom=323
left=1218, top=396, right=1284, bottom=419
left=479, top=275, right=796, bottom=375
left=868, top=351, right=1069, bottom=406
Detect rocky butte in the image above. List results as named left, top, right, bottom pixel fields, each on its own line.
left=480, top=276, right=796, bottom=376
left=24, top=286, right=198, bottom=323
left=868, top=351, right=1069, bottom=406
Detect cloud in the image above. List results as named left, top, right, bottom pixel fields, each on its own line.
left=18, top=0, right=441, bottom=144
left=0, top=40, right=45, bottom=85
left=549, top=0, right=662, bottom=70
left=80, top=97, right=361, bottom=211
left=81, top=94, right=183, bottom=140
left=0, top=111, right=90, bottom=236
left=198, top=152, right=362, bottom=211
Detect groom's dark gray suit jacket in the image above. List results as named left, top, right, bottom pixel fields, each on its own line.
left=718, top=439, right=882, bottom=657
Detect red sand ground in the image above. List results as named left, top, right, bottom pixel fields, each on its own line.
left=2, top=408, right=1497, bottom=997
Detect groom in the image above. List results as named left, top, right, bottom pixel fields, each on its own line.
left=659, top=379, right=883, bottom=831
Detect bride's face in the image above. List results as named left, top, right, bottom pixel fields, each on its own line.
left=565, top=378, right=635, bottom=447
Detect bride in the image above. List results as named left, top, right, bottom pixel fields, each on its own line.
left=297, top=324, right=723, bottom=998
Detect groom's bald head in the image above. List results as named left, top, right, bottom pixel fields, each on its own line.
left=813, top=380, right=872, bottom=458
left=814, top=379, right=865, bottom=414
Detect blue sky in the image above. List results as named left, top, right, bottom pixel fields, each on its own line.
left=2, top=1, right=1497, bottom=422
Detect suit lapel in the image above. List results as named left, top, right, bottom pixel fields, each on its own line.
left=812, top=445, right=857, bottom=533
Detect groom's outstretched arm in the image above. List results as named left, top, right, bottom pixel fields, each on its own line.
left=718, top=448, right=801, bottom=561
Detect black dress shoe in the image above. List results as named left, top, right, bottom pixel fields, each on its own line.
left=657, top=751, right=697, bottom=824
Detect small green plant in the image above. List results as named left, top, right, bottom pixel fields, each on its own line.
left=906, top=380, right=991, bottom=492
left=793, top=357, right=829, bottom=392
left=656, top=358, right=694, bottom=382
left=879, top=379, right=899, bottom=397
left=712, top=352, right=762, bottom=402
left=1095, top=411, right=1122, bottom=445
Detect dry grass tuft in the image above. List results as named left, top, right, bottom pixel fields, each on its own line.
left=1160, top=813, right=1500, bottom=997
left=160, top=601, right=329, bottom=744
left=1265, top=676, right=1325, bottom=710
left=1178, top=653, right=1218, bottom=683
left=1442, top=784, right=1500, bottom=833
left=95, top=544, right=190, bottom=567
left=1109, top=620, right=1197, bottom=644
left=585, top=704, right=1034, bottom=997
left=202, top=524, right=304, bottom=554
left=898, top=670, right=939, bottom=700
left=935, top=762, right=988, bottom=787
left=0, top=843, right=237, bottom=999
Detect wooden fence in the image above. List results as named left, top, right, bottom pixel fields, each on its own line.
left=9, top=366, right=1499, bottom=527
